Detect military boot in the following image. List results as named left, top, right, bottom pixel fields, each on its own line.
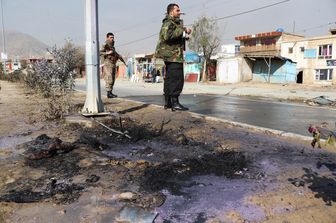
left=110, top=92, right=118, bottom=98
left=171, top=96, right=189, bottom=111
left=107, top=91, right=114, bottom=98
left=164, top=95, right=172, bottom=109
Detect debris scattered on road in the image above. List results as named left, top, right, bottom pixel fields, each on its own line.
left=305, top=96, right=336, bottom=106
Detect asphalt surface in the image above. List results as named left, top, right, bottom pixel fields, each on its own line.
left=124, top=94, right=336, bottom=137
left=76, top=80, right=336, bottom=137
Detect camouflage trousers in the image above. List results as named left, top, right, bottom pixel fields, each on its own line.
left=103, top=63, right=116, bottom=92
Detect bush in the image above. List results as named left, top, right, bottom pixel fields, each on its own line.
left=7, top=70, right=25, bottom=83
left=24, top=42, right=77, bottom=120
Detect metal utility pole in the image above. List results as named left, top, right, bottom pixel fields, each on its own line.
left=82, top=0, right=105, bottom=115
left=0, top=0, right=6, bottom=79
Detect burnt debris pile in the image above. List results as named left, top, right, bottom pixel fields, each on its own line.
left=0, top=134, right=85, bottom=204
left=0, top=116, right=260, bottom=211
left=24, top=134, right=76, bottom=161
left=141, top=151, right=249, bottom=195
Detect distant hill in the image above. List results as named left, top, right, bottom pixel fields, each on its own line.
left=0, top=30, right=50, bottom=59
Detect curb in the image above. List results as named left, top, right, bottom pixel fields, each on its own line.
left=75, top=89, right=313, bottom=142
left=121, top=98, right=313, bottom=142
left=189, top=112, right=312, bottom=141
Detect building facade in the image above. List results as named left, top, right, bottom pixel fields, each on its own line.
left=184, top=51, right=202, bottom=82
left=216, top=44, right=245, bottom=83
left=235, top=31, right=304, bottom=84
left=281, top=32, right=336, bottom=85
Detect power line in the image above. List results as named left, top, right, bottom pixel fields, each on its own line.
left=114, top=0, right=230, bottom=34
left=212, top=0, right=290, bottom=22
left=298, top=21, right=336, bottom=33
left=116, top=19, right=336, bottom=49
left=116, top=0, right=291, bottom=48
left=116, top=33, right=158, bottom=47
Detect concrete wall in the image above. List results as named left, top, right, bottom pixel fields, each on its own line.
left=280, top=33, right=305, bottom=42
left=184, top=63, right=201, bottom=76
left=184, top=63, right=202, bottom=82
left=217, top=57, right=240, bottom=83
left=252, top=59, right=297, bottom=83
left=241, top=58, right=253, bottom=81
left=116, top=64, right=127, bottom=79
left=220, top=44, right=239, bottom=57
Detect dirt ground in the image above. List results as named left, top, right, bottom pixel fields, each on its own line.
left=0, top=80, right=335, bottom=223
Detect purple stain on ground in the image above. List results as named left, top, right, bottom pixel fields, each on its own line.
left=0, top=135, right=31, bottom=149
left=102, top=143, right=146, bottom=161
left=272, top=206, right=294, bottom=214
left=98, top=128, right=335, bottom=222
left=156, top=175, right=267, bottom=222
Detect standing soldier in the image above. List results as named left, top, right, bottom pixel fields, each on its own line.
left=155, top=3, right=191, bottom=111
left=100, top=32, right=126, bottom=98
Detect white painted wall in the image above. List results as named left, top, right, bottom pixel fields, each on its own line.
left=217, top=57, right=240, bottom=83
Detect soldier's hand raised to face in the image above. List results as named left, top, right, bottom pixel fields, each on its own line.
left=184, top=28, right=192, bottom=35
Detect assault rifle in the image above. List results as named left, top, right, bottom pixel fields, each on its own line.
left=103, top=43, right=126, bottom=65
left=181, top=18, right=190, bottom=51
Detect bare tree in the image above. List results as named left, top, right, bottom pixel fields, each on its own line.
left=188, top=16, right=220, bottom=82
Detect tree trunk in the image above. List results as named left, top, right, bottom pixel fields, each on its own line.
left=201, top=59, right=207, bottom=82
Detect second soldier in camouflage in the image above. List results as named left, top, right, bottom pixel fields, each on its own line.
left=100, top=32, right=126, bottom=98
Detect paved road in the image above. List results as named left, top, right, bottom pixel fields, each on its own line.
left=126, top=94, right=336, bottom=137
left=76, top=80, right=336, bottom=137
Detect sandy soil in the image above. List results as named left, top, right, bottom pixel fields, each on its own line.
left=0, top=80, right=335, bottom=223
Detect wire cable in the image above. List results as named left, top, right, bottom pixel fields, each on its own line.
left=116, top=33, right=158, bottom=47
left=298, top=21, right=336, bottom=33
left=116, top=0, right=291, bottom=47
left=212, top=0, right=290, bottom=22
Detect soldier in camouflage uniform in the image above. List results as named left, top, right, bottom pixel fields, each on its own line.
left=100, top=32, right=126, bottom=98
left=155, top=3, right=191, bottom=111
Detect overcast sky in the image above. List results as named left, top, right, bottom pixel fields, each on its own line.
left=1, top=0, right=335, bottom=55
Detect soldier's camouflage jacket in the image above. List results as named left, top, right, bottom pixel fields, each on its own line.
left=99, top=41, right=124, bottom=66
left=155, top=16, right=184, bottom=63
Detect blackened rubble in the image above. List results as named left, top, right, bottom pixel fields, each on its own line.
left=0, top=135, right=85, bottom=203
left=2, top=114, right=334, bottom=222
left=0, top=117, right=258, bottom=209
left=0, top=178, right=84, bottom=204
left=23, top=134, right=76, bottom=160
left=140, top=151, right=249, bottom=195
